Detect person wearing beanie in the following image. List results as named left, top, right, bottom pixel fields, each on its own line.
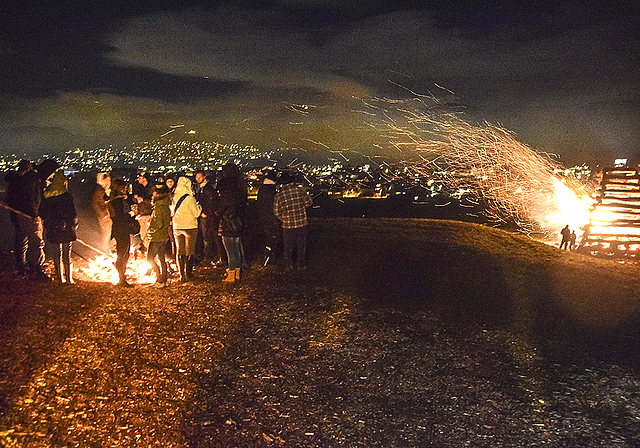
left=39, top=170, right=78, bottom=284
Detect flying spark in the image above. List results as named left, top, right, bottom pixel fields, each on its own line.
left=365, top=97, right=596, bottom=238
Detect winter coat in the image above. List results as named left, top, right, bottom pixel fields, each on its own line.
left=195, top=180, right=217, bottom=218
left=4, top=171, right=21, bottom=210
left=92, top=184, right=109, bottom=221
left=39, top=192, right=77, bottom=244
left=108, top=195, right=137, bottom=240
left=7, top=169, right=43, bottom=218
left=257, top=183, right=278, bottom=227
left=147, top=193, right=172, bottom=243
left=172, top=177, right=201, bottom=230
left=216, top=176, right=247, bottom=237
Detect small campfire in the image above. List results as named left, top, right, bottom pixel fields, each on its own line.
left=77, top=252, right=170, bottom=285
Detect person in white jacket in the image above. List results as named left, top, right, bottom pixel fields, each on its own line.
left=172, top=176, right=201, bottom=281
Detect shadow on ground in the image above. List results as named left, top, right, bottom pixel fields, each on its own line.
left=307, top=219, right=640, bottom=370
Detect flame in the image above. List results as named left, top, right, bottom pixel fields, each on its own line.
left=361, top=97, right=596, bottom=239
left=80, top=253, right=158, bottom=285
left=540, top=178, right=593, bottom=233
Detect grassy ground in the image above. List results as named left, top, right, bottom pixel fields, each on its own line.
left=1, top=218, right=640, bottom=447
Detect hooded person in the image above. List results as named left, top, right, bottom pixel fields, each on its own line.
left=108, top=178, right=138, bottom=287
left=256, top=169, right=281, bottom=266
left=146, top=185, right=172, bottom=287
left=171, top=176, right=201, bottom=281
left=39, top=170, right=78, bottom=284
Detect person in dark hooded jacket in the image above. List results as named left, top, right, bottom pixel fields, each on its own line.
left=39, top=170, right=78, bottom=284
left=108, top=178, right=138, bottom=287
left=256, top=169, right=281, bottom=266
left=215, top=163, right=247, bottom=282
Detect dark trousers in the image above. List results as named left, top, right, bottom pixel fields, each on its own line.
left=261, top=219, right=282, bottom=264
left=283, top=226, right=307, bottom=269
left=11, top=213, right=44, bottom=274
left=196, top=216, right=218, bottom=262
left=560, top=238, right=569, bottom=250
left=147, top=241, right=168, bottom=283
left=214, top=233, right=226, bottom=264
left=51, top=241, right=72, bottom=282
left=114, top=235, right=130, bottom=281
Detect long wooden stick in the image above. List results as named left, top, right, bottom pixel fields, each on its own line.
left=0, top=200, right=108, bottom=256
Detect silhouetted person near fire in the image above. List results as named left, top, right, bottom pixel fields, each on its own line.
left=93, top=172, right=111, bottom=253
left=580, top=223, right=591, bottom=248
left=5, top=160, right=48, bottom=280
left=560, top=224, right=571, bottom=250
left=216, top=163, right=247, bottom=283
left=163, top=173, right=177, bottom=263
left=274, top=171, right=312, bottom=271
left=40, top=170, right=78, bottom=284
left=194, top=169, right=218, bottom=265
left=172, top=176, right=201, bottom=282
left=146, top=185, right=172, bottom=288
left=133, top=172, right=153, bottom=258
left=569, top=230, right=577, bottom=251
left=257, top=169, right=282, bottom=266
left=109, top=178, right=138, bottom=287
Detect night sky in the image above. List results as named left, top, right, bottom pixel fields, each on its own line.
left=1, top=1, right=639, bottom=166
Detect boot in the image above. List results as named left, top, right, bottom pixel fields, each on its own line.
left=222, top=268, right=236, bottom=283
left=63, top=261, right=74, bottom=284
left=178, top=256, right=188, bottom=282
left=186, top=256, right=194, bottom=278
left=117, top=271, right=132, bottom=287
left=234, top=268, right=241, bottom=281
left=54, top=262, right=63, bottom=283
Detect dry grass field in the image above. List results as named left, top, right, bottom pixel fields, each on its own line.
left=1, top=218, right=640, bottom=447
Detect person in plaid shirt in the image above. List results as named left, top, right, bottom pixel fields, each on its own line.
left=273, top=172, right=312, bottom=271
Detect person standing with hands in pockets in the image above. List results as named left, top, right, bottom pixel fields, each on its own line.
left=39, top=170, right=78, bottom=284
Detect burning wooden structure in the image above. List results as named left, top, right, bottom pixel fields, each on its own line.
left=580, top=167, right=640, bottom=258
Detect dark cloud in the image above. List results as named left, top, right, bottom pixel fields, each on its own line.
left=0, top=1, right=639, bottom=164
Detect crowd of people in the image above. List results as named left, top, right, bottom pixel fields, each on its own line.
left=4, top=160, right=313, bottom=287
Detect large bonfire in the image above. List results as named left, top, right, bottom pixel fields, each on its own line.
left=361, top=96, right=597, bottom=240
